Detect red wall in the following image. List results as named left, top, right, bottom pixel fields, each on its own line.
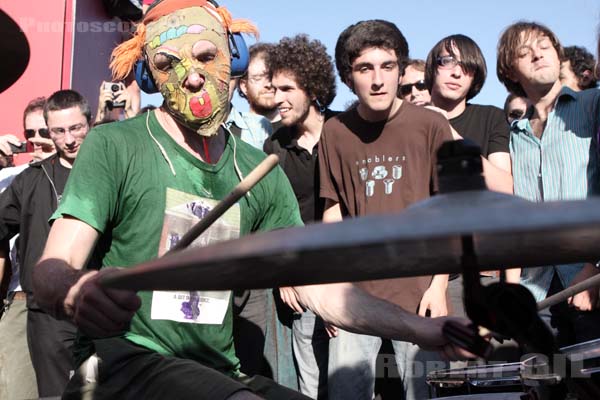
left=0, top=0, right=124, bottom=165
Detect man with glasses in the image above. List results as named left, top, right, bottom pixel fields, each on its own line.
left=0, top=89, right=91, bottom=398
left=0, top=96, right=55, bottom=400
left=425, top=34, right=513, bottom=195
left=239, top=43, right=282, bottom=130
left=399, top=59, right=431, bottom=106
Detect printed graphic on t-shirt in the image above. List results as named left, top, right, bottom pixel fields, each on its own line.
left=151, top=188, right=240, bottom=325
left=355, top=153, right=406, bottom=197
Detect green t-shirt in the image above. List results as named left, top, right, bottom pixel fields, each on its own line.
left=54, top=111, right=302, bottom=375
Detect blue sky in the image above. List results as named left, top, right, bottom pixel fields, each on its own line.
left=143, top=0, right=600, bottom=112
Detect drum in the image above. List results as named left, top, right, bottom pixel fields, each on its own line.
left=432, top=394, right=526, bottom=400
left=427, top=362, right=525, bottom=398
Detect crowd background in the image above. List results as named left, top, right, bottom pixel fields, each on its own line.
left=138, top=0, right=600, bottom=113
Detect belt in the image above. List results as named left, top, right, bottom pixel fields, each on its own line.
left=12, top=291, right=26, bottom=301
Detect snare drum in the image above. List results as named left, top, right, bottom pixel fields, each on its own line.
left=427, top=362, right=525, bottom=398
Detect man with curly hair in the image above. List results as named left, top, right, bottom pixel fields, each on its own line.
left=316, top=19, right=454, bottom=400
left=263, top=34, right=337, bottom=399
left=560, top=45, right=598, bottom=91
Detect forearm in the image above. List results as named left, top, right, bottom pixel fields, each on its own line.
left=571, top=262, right=599, bottom=284
left=322, top=199, right=342, bottom=223
left=33, top=257, right=92, bottom=320
left=294, top=282, right=425, bottom=344
left=430, top=274, right=449, bottom=290
left=505, top=267, right=521, bottom=284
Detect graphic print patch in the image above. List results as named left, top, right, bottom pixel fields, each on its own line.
left=150, top=188, right=240, bottom=325
left=356, top=154, right=406, bottom=197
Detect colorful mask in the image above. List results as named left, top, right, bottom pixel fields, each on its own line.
left=146, top=7, right=231, bottom=135
left=110, top=0, right=257, bottom=137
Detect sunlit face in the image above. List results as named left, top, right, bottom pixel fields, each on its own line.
left=399, top=65, right=431, bottom=106
left=272, top=71, right=311, bottom=127
left=240, top=54, right=276, bottom=114
left=46, top=107, right=89, bottom=164
left=431, top=46, right=474, bottom=104
left=510, top=32, right=560, bottom=91
left=349, top=47, right=401, bottom=121
left=24, top=110, right=56, bottom=161
left=144, top=7, right=230, bottom=136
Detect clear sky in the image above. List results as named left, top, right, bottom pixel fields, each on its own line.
left=143, top=0, right=600, bottom=112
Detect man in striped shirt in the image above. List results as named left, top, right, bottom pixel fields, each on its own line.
left=496, top=21, right=600, bottom=346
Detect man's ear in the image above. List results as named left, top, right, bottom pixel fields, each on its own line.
left=345, top=74, right=355, bottom=93
left=239, top=78, right=248, bottom=97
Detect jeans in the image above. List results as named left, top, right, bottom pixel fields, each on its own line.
left=292, top=310, right=329, bottom=399
left=0, top=295, right=38, bottom=400
left=327, top=329, right=445, bottom=400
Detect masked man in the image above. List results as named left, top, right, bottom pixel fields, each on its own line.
left=32, top=1, right=308, bottom=399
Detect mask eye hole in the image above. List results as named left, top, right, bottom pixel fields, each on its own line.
left=154, top=52, right=180, bottom=72
left=192, top=40, right=218, bottom=64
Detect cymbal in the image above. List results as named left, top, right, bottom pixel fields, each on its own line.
left=0, top=10, right=30, bottom=93
left=101, top=190, right=600, bottom=291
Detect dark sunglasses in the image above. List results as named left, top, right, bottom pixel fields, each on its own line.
left=399, top=80, right=427, bottom=96
left=24, top=128, right=50, bottom=139
left=508, top=110, right=525, bottom=121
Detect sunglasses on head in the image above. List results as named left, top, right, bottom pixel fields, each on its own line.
left=24, top=128, right=50, bottom=139
left=399, top=80, right=427, bottom=96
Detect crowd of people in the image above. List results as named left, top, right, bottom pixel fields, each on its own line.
left=1, top=1, right=600, bottom=399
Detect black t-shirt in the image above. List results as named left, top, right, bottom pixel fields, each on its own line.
left=449, top=104, right=509, bottom=157
left=264, top=110, right=338, bottom=223
left=270, top=119, right=284, bottom=134
left=265, top=125, right=323, bottom=224
left=52, top=158, right=71, bottom=202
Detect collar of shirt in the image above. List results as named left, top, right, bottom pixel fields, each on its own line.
left=225, top=105, right=250, bottom=131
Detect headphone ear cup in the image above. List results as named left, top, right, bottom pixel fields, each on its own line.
left=229, top=32, right=249, bottom=78
left=134, top=59, right=159, bottom=94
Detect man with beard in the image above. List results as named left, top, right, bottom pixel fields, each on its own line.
left=239, top=43, right=282, bottom=130
left=263, top=34, right=337, bottom=399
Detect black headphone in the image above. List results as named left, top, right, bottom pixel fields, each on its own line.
left=134, top=0, right=250, bottom=93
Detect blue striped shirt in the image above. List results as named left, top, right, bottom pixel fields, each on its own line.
left=510, top=86, right=600, bottom=301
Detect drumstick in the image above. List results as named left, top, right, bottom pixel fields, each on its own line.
left=537, top=272, right=600, bottom=311
left=164, top=154, right=280, bottom=255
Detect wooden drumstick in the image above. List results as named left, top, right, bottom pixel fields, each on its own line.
left=537, top=271, right=600, bottom=311
left=164, top=154, right=280, bottom=255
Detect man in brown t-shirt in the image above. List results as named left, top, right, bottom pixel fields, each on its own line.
left=317, top=20, right=453, bottom=400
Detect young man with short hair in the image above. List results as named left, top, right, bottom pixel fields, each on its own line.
left=0, top=89, right=91, bottom=398
left=318, top=19, right=453, bottom=400
left=497, top=21, right=600, bottom=346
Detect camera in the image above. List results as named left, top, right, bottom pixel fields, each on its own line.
left=103, top=82, right=126, bottom=109
left=8, top=141, right=30, bottom=154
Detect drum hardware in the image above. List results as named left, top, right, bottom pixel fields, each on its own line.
left=438, top=141, right=556, bottom=360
